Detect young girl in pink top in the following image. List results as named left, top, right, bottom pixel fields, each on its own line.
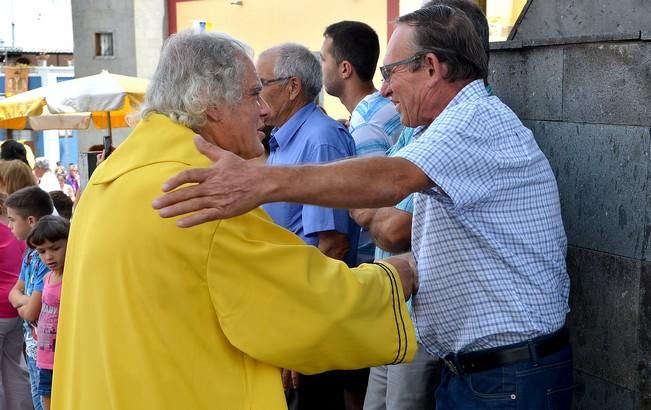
left=27, top=215, right=70, bottom=410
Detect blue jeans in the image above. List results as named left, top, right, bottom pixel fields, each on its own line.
left=26, top=355, right=44, bottom=410
left=436, top=345, right=573, bottom=410
left=38, top=368, right=53, bottom=397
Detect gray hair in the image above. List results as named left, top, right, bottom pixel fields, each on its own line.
left=269, top=43, right=322, bottom=102
left=34, top=157, right=50, bottom=170
left=397, top=6, right=487, bottom=82
left=139, top=30, right=254, bottom=130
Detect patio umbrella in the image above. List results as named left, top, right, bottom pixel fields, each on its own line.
left=0, top=70, right=148, bottom=142
left=0, top=106, right=136, bottom=131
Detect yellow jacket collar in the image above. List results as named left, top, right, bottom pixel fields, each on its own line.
left=91, top=113, right=213, bottom=185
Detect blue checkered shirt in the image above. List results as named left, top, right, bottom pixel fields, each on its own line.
left=349, top=91, right=403, bottom=263
left=396, top=80, right=570, bottom=356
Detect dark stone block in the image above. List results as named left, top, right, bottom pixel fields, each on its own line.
left=525, top=120, right=650, bottom=259
left=574, top=370, right=637, bottom=410
left=638, top=262, right=651, bottom=406
left=511, top=0, right=651, bottom=40
left=566, top=247, right=640, bottom=390
left=563, top=42, right=651, bottom=126
left=490, top=47, right=563, bottom=121
left=489, top=50, right=525, bottom=118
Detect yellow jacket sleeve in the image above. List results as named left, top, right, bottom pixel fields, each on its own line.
left=206, top=208, right=416, bottom=374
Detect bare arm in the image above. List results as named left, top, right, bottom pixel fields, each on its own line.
left=317, top=230, right=349, bottom=261
left=153, top=136, right=432, bottom=227
left=349, top=208, right=377, bottom=229
left=16, top=291, right=42, bottom=322
left=8, top=279, right=29, bottom=308
left=368, top=207, right=412, bottom=253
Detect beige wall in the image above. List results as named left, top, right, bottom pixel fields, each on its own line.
left=486, top=0, right=527, bottom=40
left=134, top=0, right=166, bottom=79
left=176, top=0, right=389, bottom=120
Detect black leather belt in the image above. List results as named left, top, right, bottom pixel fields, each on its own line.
left=442, top=327, right=569, bottom=375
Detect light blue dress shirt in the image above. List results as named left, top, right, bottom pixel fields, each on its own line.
left=263, top=103, right=359, bottom=266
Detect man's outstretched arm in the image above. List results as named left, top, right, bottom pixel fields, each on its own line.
left=152, top=136, right=432, bottom=227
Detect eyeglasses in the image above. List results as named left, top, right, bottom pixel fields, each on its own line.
left=260, top=77, right=291, bottom=87
left=379, top=53, right=426, bottom=82
left=380, top=47, right=458, bottom=82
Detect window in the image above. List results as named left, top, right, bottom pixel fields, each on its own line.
left=94, top=32, right=114, bottom=57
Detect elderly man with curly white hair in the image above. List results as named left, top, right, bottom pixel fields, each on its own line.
left=51, top=30, right=417, bottom=410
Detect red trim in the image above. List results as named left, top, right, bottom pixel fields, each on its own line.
left=167, top=0, right=194, bottom=35
left=387, top=0, right=400, bottom=40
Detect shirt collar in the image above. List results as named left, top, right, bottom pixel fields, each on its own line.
left=445, top=79, right=489, bottom=111
left=268, top=103, right=317, bottom=151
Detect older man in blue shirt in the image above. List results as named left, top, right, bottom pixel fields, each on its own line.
left=257, top=43, right=359, bottom=409
left=258, top=43, right=358, bottom=267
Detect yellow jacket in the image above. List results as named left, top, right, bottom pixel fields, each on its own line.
left=52, top=114, right=416, bottom=410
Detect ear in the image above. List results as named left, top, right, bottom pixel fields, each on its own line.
left=287, top=77, right=303, bottom=101
left=423, top=52, right=446, bottom=87
left=26, top=215, right=37, bottom=227
left=340, top=60, right=353, bottom=80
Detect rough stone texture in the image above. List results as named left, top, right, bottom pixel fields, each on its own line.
left=490, top=1, right=651, bottom=408
left=489, top=47, right=563, bottom=121
left=512, top=0, right=651, bottom=40
left=574, top=370, right=637, bottom=410
left=71, top=0, right=137, bottom=77
left=491, top=42, right=651, bottom=127
left=523, top=120, right=650, bottom=259
left=638, top=261, right=651, bottom=407
left=567, top=247, right=640, bottom=390
left=563, top=42, right=651, bottom=126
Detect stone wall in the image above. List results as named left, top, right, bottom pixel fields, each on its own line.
left=489, top=5, right=651, bottom=406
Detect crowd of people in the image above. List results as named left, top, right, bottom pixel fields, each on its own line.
left=0, top=184, right=70, bottom=410
left=0, top=0, right=573, bottom=409
left=0, top=132, right=80, bottom=410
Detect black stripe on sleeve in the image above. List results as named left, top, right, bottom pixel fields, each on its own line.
left=374, top=262, right=409, bottom=364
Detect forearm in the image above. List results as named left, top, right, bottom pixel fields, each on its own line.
left=262, top=157, right=427, bottom=209
left=17, top=304, right=40, bottom=322
left=350, top=208, right=377, bottom=229
left=153, top=138, right=433, bottom=226
left=368, top=208, right=412, bottom=253
left=17, top=294, right=42, bottom=322
left=8, top=288, right=29, bottom=308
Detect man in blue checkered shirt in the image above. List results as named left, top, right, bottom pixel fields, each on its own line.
left=155, top=5, right=573, bottom=410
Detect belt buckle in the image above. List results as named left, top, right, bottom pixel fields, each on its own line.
left=443, top=355, right=461, bottom=375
